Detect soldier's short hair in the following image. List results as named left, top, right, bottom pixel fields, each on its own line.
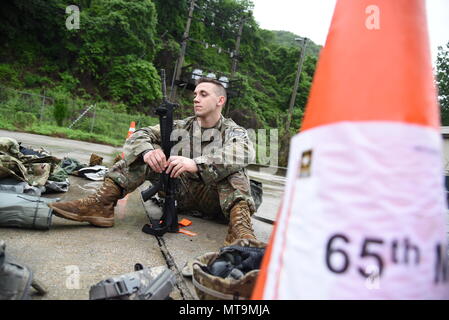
left=195, top=77, right=227, bottom=104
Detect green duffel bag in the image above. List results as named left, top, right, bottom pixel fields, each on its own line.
left=0, top=191, right=57, bottom=230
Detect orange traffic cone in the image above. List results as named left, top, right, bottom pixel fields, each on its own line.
left=126, top=121, right=136, bottom=139
left=121, top=121, right=136, bottom=159
left=253, top=0, right=448, bottom=299
left=117, top=121, right=136, bottom=218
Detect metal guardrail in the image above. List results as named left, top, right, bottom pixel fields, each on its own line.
left=247, top=163, right=287, bottom=177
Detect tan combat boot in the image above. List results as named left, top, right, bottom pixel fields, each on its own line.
left=48, top=178, right=122, bottom=227
left=224, top=200, right=257, bottom=246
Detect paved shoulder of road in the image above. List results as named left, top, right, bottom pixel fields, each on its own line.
left=0, top=129, right=122, bottom=165
left=0, top=130, right=276, bottom=300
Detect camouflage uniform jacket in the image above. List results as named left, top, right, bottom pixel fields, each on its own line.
left=0, top=137, right=60, bottom=187
left=123, top=115, right=255, bottom=185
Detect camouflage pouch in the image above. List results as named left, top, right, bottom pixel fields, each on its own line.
left=27, top=163, right=51, bottom=187
left=0, top=155, right=29, bottom=181
left=0, top=137, right=22, bottom=159
left=192, top=239, right=266, bottom=300
left=0, top=155, right=57, bottom=187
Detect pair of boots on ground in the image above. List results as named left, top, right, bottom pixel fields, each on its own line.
left=48, top=178, right=256, bottom=245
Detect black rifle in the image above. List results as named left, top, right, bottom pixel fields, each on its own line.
left=141, top=69, right=179, bottom=236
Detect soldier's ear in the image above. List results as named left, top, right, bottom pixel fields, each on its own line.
left=217, top=96, right=226, bottom=107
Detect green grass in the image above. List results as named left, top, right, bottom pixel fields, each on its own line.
left=0, top=85, right=158, bottom=147
left=24, top=123, right=125, bottom=146
left=0, top=118, right=16, bottom=131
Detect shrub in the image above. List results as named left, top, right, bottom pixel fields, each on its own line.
left=59, top=71, right=79, bottom=93
left=53, top=98, right=69, bottom=126
left=0, top=64, right=21, bottom=87
left=14, top=111, right=38, bottom=129
left=0, top=118, right=16, bottom=131
left=104, top=57, right=162, bottom=107
left=23, top=72, right=52, bottom=88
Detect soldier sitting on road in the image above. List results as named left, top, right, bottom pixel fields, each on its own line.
left=49, top=78, right=258, bottom=245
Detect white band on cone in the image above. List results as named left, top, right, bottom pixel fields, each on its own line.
left=263, top=121, right=449, bottom=299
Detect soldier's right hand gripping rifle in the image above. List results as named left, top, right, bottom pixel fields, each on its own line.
left=141, top=69, right=179, bottom=236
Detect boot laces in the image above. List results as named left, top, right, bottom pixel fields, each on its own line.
left=83, top=193, right=102, bottom=206
left=83, top=184, right=110, bottom=206
left=234, top=207, right=254, bottom=234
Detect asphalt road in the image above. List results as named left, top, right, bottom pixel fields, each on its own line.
left=0, top=129, right=279, bottom=300
left=0, top=129, right=285, bottom=222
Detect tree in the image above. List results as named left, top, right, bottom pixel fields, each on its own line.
left=0, top=0, right=320, bottom=157
left=74, top=0, right=161, bottom=107
left=437, top=42, right=449, bottom=125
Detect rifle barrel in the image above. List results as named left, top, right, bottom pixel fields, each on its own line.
left=161, top=69, right=167, bottom=101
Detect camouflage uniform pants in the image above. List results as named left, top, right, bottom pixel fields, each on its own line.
left=106, top=159, right=256, bottom=221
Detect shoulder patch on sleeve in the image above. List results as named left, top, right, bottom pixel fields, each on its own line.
left=229, top=128, right=247, bottom=138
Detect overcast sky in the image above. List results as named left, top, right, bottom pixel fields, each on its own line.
left=252, top=0, right=449, bottom=64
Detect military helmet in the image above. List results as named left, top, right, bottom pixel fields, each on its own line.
left=192, top=239, right=266, bottom=300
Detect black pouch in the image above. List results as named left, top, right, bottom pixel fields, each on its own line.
left=250, top=179, right=263, bottom=210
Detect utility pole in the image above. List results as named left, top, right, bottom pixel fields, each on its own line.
left=285, top=37, right=308, bottom=134
left=171, top=0, right=196, bottom=100
left=226, top=16, right=247, bottom=117
left=231, top=17, right=246, bottom=78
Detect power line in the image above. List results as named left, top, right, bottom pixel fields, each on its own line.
left=171, top=0, right=251, bottom=99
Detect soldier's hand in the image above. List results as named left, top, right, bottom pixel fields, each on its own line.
left=143, top=149, right=167, bottom=173
left=166, top=156, right=199, bottom=178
